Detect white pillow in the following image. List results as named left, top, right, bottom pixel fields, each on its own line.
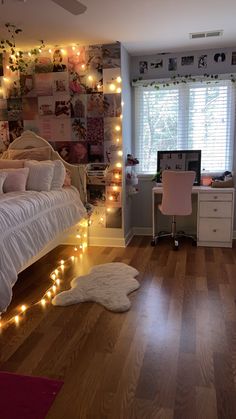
left=0, top=172, right=7, bottom=193
left=24, top=161, right=54, bottom=192
left=50, top=160, right=66, bottom=190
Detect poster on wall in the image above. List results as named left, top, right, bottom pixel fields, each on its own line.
left=0, top=99, right=7, bottom=119
left=35, top=73, right=53, bottom=96
left=71, top=94, right=87, bottom=118
left=54, top=141, right=71, bottom=162
left=150, top=60, right=163, bottom=69
left=38, top=118, right=53, bottom=141
left=103, top=68, right=121, bottom=94
left=231, top=52, right=236, bottom=65
left=70, top=141, right=88, bottom=163
left=35, top=53, right=53, bottom=73
left=22, top=97, right=38, bottom=120
left=24, top=119, right=39, bottom=134
left=90, top=207, right=106, bottom=227
left=69, top=73, right=87, bottom=94
left=104, top=141, right=120, bottom=163
left=68, top=47, right=86, bottom=74
left=102, top=43, right=121, bottom=68
left=87, top=117, right=104, bottom=142
left=214, top=53, right=226, bottom=63
left=20, top=74, right=36, bottom=97
left=104, top=117, right=121, bottom=141
left=8, top=120, right=23, bottom=143
left=54, top=96, right=71, bottom=118
left=0, top=54, right=4, bottom=76
left=86, top=45, right=103, bottom=74
left=181, top=56, right=194, bottom=66
left=52, top=118, right=71, bottom=141
left=168, top=58, right=177, bottom=71
left=106, top=186, right=122, bottom=207
left=106, top=207, right=122, bottom=228
left=88, top=142, right=104, bottom=162
left=198, top=55, right=207, bottom=68
left=7, top=98, right=23, bottom=121
left=38, top=96, right=54, bottom=117
left=71, top=117, right=86, bottom=141
left=87, top=93, right=103, bottom=117
left=103, top=94, right=121, bottom=117
left=52, top=72, right=69, bottom=95
left=52, top=49, right=67, bottom=72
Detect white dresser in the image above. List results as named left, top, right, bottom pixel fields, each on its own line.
left=152, top=186, right=235, bottom=248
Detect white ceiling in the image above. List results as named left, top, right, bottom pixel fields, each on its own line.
left=0, top=0, right=236, bottom=56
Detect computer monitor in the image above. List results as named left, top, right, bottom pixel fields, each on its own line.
left=157, top=150, right=201, bottom=185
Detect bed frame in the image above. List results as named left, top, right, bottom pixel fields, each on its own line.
left=2, top=130, right=87, bottom=271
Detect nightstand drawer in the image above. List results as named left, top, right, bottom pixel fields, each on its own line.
left=198, top=218, right=232, bottom=242
left=199, top=193, right=233, bottom=202
left=199, top=201, right=232, bottom=218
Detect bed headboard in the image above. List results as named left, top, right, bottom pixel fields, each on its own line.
left=4, top=130, right=87, bottom=203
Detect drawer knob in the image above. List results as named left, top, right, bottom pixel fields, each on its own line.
left=213, top=229, right=217, bottom=232
left=213, top=208, right=218, bottom=212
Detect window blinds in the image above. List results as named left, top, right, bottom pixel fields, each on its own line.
left=134, top=80, right=235, bottom=174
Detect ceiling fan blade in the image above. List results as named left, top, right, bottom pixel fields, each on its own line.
left=51, top=0, right=87, bottom=15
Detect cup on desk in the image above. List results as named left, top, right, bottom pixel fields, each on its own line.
left=201, top=176, right=212, bottom=186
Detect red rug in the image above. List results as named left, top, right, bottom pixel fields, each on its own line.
left=0, top=371, right=63, bottom=419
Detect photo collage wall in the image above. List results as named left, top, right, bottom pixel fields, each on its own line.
left=0, top=42, right=122, bottom=229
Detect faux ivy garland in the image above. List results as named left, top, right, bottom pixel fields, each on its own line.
left=132, top=73, right=236, bottom=88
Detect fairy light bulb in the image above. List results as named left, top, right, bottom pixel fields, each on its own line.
left=116, top=87, right=121, bottom=93
left=6, top=65, right=9, bottom=70
left=55, top=269, right=59, bottom=275
left=116, top=162, right=122, bottom=168
left=76, top=234, right=81, bottom=238
left=14, top=315, right=19, bottom=324
left=74, top=247, right=78, bottom=251
left=28, top=52, right=31, bottom=57
left=60, top=260, right=65, bottom=266
left=109, top=83, right=116, bottom=91
left=48, top=49, right=52, bottom=53
left=115, top=125, right=121, bottom=132
left=38, top=49, right=42, bottom=53
left=115, top=174, right=120, bottom=179
left=41, top=298, right=46, bottom=307
left=72, top=46, right=76, bottom=51
left=47, top=291, right=52, bottom=298
left=121, top=101, right=124, bottom=107
left=21, top=305, right=27, bottom=313
left=52, top=285, right=57, bottom=293
left=83, top=233, right=87, bottom=238
left=117, top=150, right=123, bottom=156
left=107, top=208, right=111, bottom=212
left=76, top=51, right=80, bottom=56
left=113, top=186, right=118, bottom=191
left=116, top=76, right=122, bottom=83
left=81, top=64, right=85, bottom=69
left=51, top=273, right=56, bottom=280
left=88, top=75, right=93, bottom=81
left=71, top=256, right=75, bottom=261
left=116, top=138, right=120, bottom=144
left=56, top=278, right=60, bottom=286
left=109, top=196, right=113, bottom=201
left=100, top=217, right=104, bottom=222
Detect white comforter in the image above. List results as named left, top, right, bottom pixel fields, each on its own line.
left=0, top=187, right=86, bottom=312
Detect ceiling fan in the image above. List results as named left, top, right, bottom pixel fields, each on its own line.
left=7, top=0, right=87, bottom=15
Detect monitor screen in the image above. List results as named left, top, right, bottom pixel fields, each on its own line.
left=157, top=150, right=201, bottom=185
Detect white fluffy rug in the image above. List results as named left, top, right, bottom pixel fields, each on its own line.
left=52, top=262, right=140, bottom=312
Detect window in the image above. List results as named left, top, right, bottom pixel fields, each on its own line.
left=134, top=80, right=235, bottom=174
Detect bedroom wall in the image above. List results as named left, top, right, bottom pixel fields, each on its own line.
left=130, top=46, right=236, bottom=233
left=0, top=42, right=127, bottom=244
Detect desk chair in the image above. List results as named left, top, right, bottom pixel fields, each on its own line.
left=155, top=170, right=196, bottom=250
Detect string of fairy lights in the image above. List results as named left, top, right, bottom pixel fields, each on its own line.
left=0, top=219, right=88, bottom=332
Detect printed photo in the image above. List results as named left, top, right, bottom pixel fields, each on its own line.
left=23, top=120, right=39, bottom=135
left=20, top=74, right=36, bottom=97
left=139, top=61, right=148, bottom=74
left=52, top=72, right=69, bottom=95
left=106, top=186, right=122, bottom=207
left=68, top=47, right=86, bottom=74
left=102, top=43, right=121, bottom=68
left=168, top=58, right=177, bottom=71
left=7, top=98, right=23, bottom=121
left=35, top=73, right=53, bottom=96
left=104, top=141, right=120, bottom=163
left=22, top=97, right=38, bottom=120
left=70, top=141, right=88, bottom=164
left=71, top=94, right=87, bottom=118
left=52, top=118, right=71, bottom=141
left=71, top=118, right=86, bottom=141
left=198, top=55, right=207, bottom=68
left=53, top=49, right=67, bottom=72
left=8, top=120, right=24, bottom=143
left=150, top=60, right=163, bottom=69
left=54, top=141, right=71, bottom=162
left=181, top=56, right=194, bottom=66
left=214, top=53, right=226, bottom=63
left=87, top=117, right=104, bottom=143
left=38, top=96, right=54, bottom=117
left=86, top=45, right=103, bottom=74
left=0, top=99, right=8, bottom=119
left=38, top=118, right=53, bottom=141
left=87, top=184, right=106, bottom=206
left=103, top=68, right=121, bottom=94
left=88, top=142, right=104, bottom=162
left=87, top=93, right=104, bottom=117
left=69, top=73, right=87, bottom=94
left=231, top=52, right=236, bottom=65
left=106, top=207, right=122, bottom=228
left=103, top=94, right=121, bottom=117
left=104, top=117, right=121, bottom=141
left=54, top=97, right=71, bottom=118
left=35, top=54, right=53, bottom=73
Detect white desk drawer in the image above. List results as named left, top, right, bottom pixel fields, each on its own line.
left=198, top=218, right=232, bottom=242
left=199, top=192, right=233, bottom=202
left=199, top=201, right=232, bottom=218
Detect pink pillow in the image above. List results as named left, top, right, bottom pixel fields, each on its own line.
left=0, top=159, right=25, bottom=169
left=1, top=168, right=29, bottom=193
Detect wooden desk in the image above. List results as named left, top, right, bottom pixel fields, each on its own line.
left=152, top=185, right=235, bottom=248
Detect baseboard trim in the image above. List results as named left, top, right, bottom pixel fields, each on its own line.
left=233, top=230, right=236, bottom=240
left=125, top=229, right=134, bottom=246
left=88, top=236, right=126, bottom=247
left=133, top=227, right=152, bottom=236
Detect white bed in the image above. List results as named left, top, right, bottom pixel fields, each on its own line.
left=0, top=131, right=87, bottom=313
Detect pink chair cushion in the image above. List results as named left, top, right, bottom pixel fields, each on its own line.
left=0, top=159, right=25, bottom=169
left=159, top=171, right=196, bottom=216
left=2, top=168, right=29, bottom=193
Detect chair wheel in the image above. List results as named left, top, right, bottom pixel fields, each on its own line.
left=192, top=240, right=197, bottom=247
left=151, top=238, right=157, bottom=246
left=173, top=239, right=179, bottom=250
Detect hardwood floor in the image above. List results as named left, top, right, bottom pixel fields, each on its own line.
left=1, top=237, right=236, bottom=418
